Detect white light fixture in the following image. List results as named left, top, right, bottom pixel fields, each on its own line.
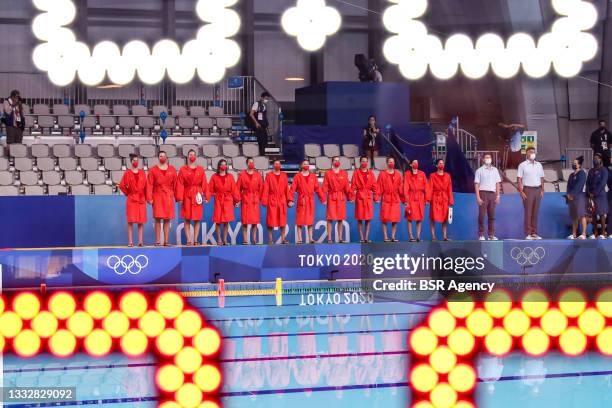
left=281, top=0, right=342, bottom=52
left=31, top=0, right=242, bottom=86
left=383, top=0, right=599, bottom=80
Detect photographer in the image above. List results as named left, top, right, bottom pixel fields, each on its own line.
left=362, top=115, right=381, bottom=166
left=3, top=90, right=25, bottom=145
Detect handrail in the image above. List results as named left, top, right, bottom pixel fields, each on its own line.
left=381, top=130, right=411, bottom=170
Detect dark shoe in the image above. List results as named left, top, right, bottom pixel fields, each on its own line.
left=327, top=239, right=333, bottom=244
left=138, top=243, right=144, bottom=247
left=409, top=238, right=416, bottom=242
left=155, top=242, right=162, bottom=247
left=128, top=243, right=134, bottom=248
left=281, top=240, right=290, bottom=245
left=391, top=239, right=398, bottom=242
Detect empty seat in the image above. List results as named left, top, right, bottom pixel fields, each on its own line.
left=113, top=105, right=129, bottom=115
left=179, top=117, right=195, bottom=130
left=169, top=157, right=186, bottom=169
left=197, top=117, right=214, bottom=129
left=171, top=106, right=187, bottom=117
left=119, top=116, right=136, bottom=129
left=139, top=144, right=157, bottom=158
left=254, top=156, right=269, bottom=171
left=75, top=144, right=93, bottom=158
left=153, top=105, right=168, bottom=117
left=242, top=143, right=259, bottom=157
left=544, top=182, right=557, bottom=192
left=189, top=106, right=206, bottom=116
left=58, top=115, right=76, bottom=129
left=37, top=115, right=55, bottom=129
left=543, top=169, right=559, bottom=182
left=10, top=144, right=28, bottom=158
left=21, top=103, right=31, bottom=114
left=99, top=116, right=116, bottom=129
left=104, top=157, right=122, bottom=171
left=48, top=185, right=68, bottom=195
left=339, top=156, right=352, bottom=170
left=304, top=144, right=321, bottom=158
left=53, top=104, right=70, bottom=115
left=87, top=170, right=106, bottom=185
left=25, top=185, right=45, bottom=195
left=216, top=117, right=232, bottom=131
left=138, top=117, right=155, bottom=130
left=36, top=157, right=56, bottom=172
left=342, top=144, right=360, bottom=158
left=81, top=116, right=96, bottom=129
left=94, top=185, right=114, bottom=195
left=208, top=106, right=224, bottom=117
left=74, top=104, right=91, bottom=115
left=233, top=156, right=247, bottom=171
left=0, top=158, right=8, bottom=171
left=181, top=145, right=199, bottom=157
left=222, top=144, right=240, bottom=158
left=558, top=181, right=568, bottom=193
left=33, top=104, right=50, bottom=115
left=53, top=144, right=71, bottom=158
left=42, top=171, right=62, bottom=185
left=80, top=157, right=99, bottom=171
left=93, top=104, right=110, bottom=115
left=374, top=157, right=387, bottom=170
left=59, top=157, right=77, bottom=171
left=0, top=171, right=13, bottom=185
left=19, top=171, right=39, bottom=186
left=161, top=144, right=177, bottom=157
left=161, top=117, right=176, bottom=129
left=202, top=145, right=220, bottom=158
left=71, top=184, right=90, bottom=195
left=65, top=170, right=84, bottom=185
left=502, top=182, right=518, bottom=194
left=97, top=144, right=115, bottom=158
left=561, top=169, right=573, bottom=181
left=110, top=170, right=124, bottom=184
left=145, top=158, right=159, bottom=168
left=195, top=157, right=208, bottom=168
left=118, top=144, right=135, bottom=158
left=31, top=144, right=50, bottom=158
left=323, top=144, right=341, bottom=158
left=315, top=156, right=332, bottom=170
left=205, top=170, right=215, bottom=180
left=0, top=186, right=18, bottom=195
left=132, top=105, right=148, bottom=116
left=14, top=157, right=33, bottom=171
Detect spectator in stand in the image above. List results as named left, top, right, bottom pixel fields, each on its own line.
left=262, top=159, right=292, bottom=244
left=362, top=115, right=381, bottom=167
left=403, top=159, right=427, bottom=242
left=322, top=156, right=353, bottom=243
left=517, top=147, right=545, bottom=240
left=3, top=90, right=25, bottom=146
left=427, top=159, right=454, bottom=241
left=175, top=149, right=208, bottom=245
left=146, top=151, right=177, bottom=246
left=565, top=156, right=587, bottom=240
left=608, top=169, right=612, bottom=238
left=474, top=154, right=502, bottom=241
left=586, top=153, right=608, bottom=239
left=590, top=120, right=612, bottom=167
left=249, top=92, right=271, bottom=156
left=351, top=156, right=379, bottom=243
left=237, top=157, right=264, bottom=245
left=290, top=159, right=325, bottom=244
left=378, top=157, right=403, bottom=242
left=119, top=154, right=147, bottom=247
left=498, top=122, right=525, bottom=168
left=208, top=159, right=240, bottom=245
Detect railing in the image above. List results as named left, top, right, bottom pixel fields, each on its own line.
left=565, top=148, right=593, bottom=169
left=382, top=130, right=422, bottom=172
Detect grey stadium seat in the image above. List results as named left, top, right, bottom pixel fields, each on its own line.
left=171, top=106, right=187, bottom=117
left=189, top=106, right=206, bottom=117
left=65, top=170, right=84, bottom=185
left=561, top=169, right=573, bottom=181
left=104, top=158, right=123, bottom=171
left=14, top=158, right=33, bottom=171
left=113, top=105, right=129, bottom=115
left=205, top=170, right=215, bottom=180
left=0, top=158, right=9, bottom=171
left=33, top=104, right=50, bottom=115
left=97, top=144, right=115, bottom=158
left=10, top=144, right=28, bottom=158
left=139, top=144, right=157, bottom=158
left=0, top=186, right=19, bottom=196
left=93, top=105, right=110, bottom=115
left=132, top=105, right=148, bottom=116
left=323, top=144, right=341, bottom=158
left=119, top=116, right=136, bottom=129
left=53, top=104, right=70, bottom=115
left=80, top=157, right=99, bottom=171
left=0, top=171, right=13, bottom=185
left=53, top=144, right=71, bottom=158
left=254, top=156, right=269, bottom=171
left=208, top=106, right=224, bottom=117
left=315, top=156, right=332, bottom=170
left=94, top=185, right=114, bottom=195
left=197, top=117, right=214, bottom=130
left=25, top=186, right=45, bottom=195
left=242, top=144, right=259, bottom=158
left=118, top=145, right=135, bottom=158
left=42, top=171, right=62, bottom=185
left=544, top=169, right=559, bottom=183
left=19, top=171, right=39, bottom=186
left=36, top=158, right=56, bottom=172
left=161, top=117, right=176, bottom=129
left=81, top=116, right=96, bottom=129
left=99, top=116, right=116, bottom=129
left=558, top=181, right=568, bottom=193
left=222, top=144, right=240, bottom=158
left=87, top=170, right=106, bottom=185
left=544, top=182, right=557, bottom=192
left=181, top=145, right=199, bottom=157
left=216, top=117, right=232, bottom=131
left=233, top=156, right=247, bottom=171
left=153, top=105, right=168, bottom=117
left=160, top=144, right=177, bottom=157
left=75, top=144, right=93, bottom=158
left=21, top=103, right=31, bottom=114
left=59, top=157, right=77, bottom=171
left=111, top=170, right=123, bottom=184
left=304, top=144, right=321, bottom=159
left=48, top=185, right=68, bottom=195
left=342, top=144, right=360, bottom=158
left=58, top=116, right=75, bottom=129
left=202, top=145, right=219, bottom=158
left=31, top=144, right=50, bottom=158
left=138, top=117, right=155, bottom=131
left=179, top=117, right=195, bottom=131
left=37, top=115, right=55, bottom=130
left=374, top=157, right=387, bottom=170
left=74, top=104, right=91, bottom=115
left=169, top=157, right=186, bottom=169
left=339, top=156, right=352, bottom=170
left=145, top=158, right=159, bottom=168
left=71, top=185, right=90, bottom=195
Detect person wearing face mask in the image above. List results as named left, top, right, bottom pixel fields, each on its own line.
left=474, top=154, right=502, bottom=241
left=3, top=90, right=25, bottom=146
left=403, top=159, right=427, bottom=242
left=351, top=156, right=380, bottom=243
left=237, top=157, right=264, bottom=245
left=517, top=147, right=545, bottom=240
left=146, top=151, right=177, bottom=246
left=175, top=150, right=207, bottom=246
left=590, top=120, right=611, bottom=168
left=586, top=153, right=608, bottom=239
left=262, top=160, right=292, bottom=244
left=119, top=154, right=147, bottom=247
left=378, top=157, right=403, bottom=242
left=249, top=92, right=271, bottom=156
left=565, top=156, right=587, bottom=240
left=322, top=156, right=353, bottom=243
left=427, top=159, right=454, bottom=241
left=208, top=159, right=240, bottom=245
left=362, top=115, right=381, bottom=166
left=290, top=159, right=326, bottom=244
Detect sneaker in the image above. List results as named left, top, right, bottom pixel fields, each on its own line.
left=566, top=235, right=576, bottom=240
left=598, top=235, right=607, bottom=240
left=588, top=234, right=597, bottom=240
left=578, top=235, right=587, bottom=240
left=526, top=235, right=535, bottom=240
left=479, top=236, right=486, bottom=241
left=532, top=234, right=543, bottom=240
left=489, top=236, right=499, bottom=241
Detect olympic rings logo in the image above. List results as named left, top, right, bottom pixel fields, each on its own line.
left=106, top=255, right=149, bottom=275
left=510, top=247, right=545, bottom=266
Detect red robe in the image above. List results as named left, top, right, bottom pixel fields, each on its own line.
left=290, top=172, right=325, bottom=226
left=404, top=170, right=428, bottom=221
left=377, top=170, right=403, bottom=223
left=208, top=173, right=240, bottom=224
left=237, top=170, right=264, bottom=225
left=323, top=169, right=352, bottom=221
left=351, top=169, right=379, bottom=221
left=262, top=171, right=291, bottom=227
left=146, top=165, right=177, bottom=220
left=427, top=172, right=454, bottom=222
left=175, top=165, right=207, bottom=221
left=119, top=169, right=147, bottom=224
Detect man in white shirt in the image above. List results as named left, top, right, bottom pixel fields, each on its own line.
left=517, top=147, right=545, bottom=240
left=474, top=154, right=502, bottom=240
left=249, top=92, right=271, bottom=156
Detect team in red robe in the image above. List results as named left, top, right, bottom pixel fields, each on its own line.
left=207, top=160, right=240, bottom=245
left=351, top=157, right=379, bottom=242
left=290, top=161, right=326, bottom=243
left=262, top=160, right=291, bottom=244
left=237, top=159, right=264, bottom=244
left=175, top=152, right=207, bottom=245
left=119, top=155, right=147, bottom=246
left=427, top=160, right=454, bottom=241
left=323, top=158, right=353, bottom=242
left=377, top=158, right=403, bottom=242
left=404, top=160, right=428, bottom=242
left=146, top=152, right=177, bottom=245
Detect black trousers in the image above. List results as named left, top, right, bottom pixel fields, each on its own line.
left=256, top=125, right=268, bottom=156
left=6, top=126, right=24, bottom=144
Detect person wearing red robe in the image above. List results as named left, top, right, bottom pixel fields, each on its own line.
left=289, top=159, right=325, bottom=244
left=175, top=149, right=207, bottom=246
left=237, top=157, right=264, bottom=245
left=427, top=159, right=454, bottom=241
left=262, top=160, right=291, bottom=244
left=119, top=154, right=147, bottom=247
left=377, top=157, right=403, bottom=242
left=351, top=156, right=379, bottom=243
left=323, top=157, right=353, bottom=243
left=404, top=159, right=428, bottom=242
left=207, top=159, right=240, bottom=245
left=146, top=151, right=177, bottom=246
